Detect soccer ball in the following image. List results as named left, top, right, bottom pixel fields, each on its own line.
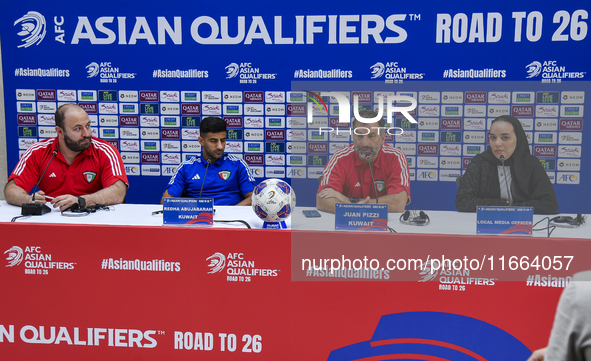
left=252, top=179, right=296, bottom=223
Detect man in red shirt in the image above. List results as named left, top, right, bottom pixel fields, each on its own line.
left=5, top=103, right=128, bottom=211
left=317, top=110, right=410, bottom=213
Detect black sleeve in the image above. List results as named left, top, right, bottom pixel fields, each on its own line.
left=517, top=158, right=559, bottom=214
left=455, top=157, right=508, bottom=212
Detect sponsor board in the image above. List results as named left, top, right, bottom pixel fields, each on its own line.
left=534, top=132, right=557, bottom=144
left=124, top=164, right=140, bottom=175
left=463, top=144, right=485, bottom=156
left=38, top=127, right=57, bottom=138
left=119, top=90, right=139, bottom=102
left=464, top=118, right=486, bottom=130
left=395, top=143, right=416, bottom=155
left=120, top=140, right=140, bottom=151
left=488, top=92, right=510, bottom=104
left=141, top=140, right=160, bottom=152
left=265, top=167, right=285, bottom=178
left=121, top=152, right=140, bottom=163
left=162, top=141, right=181, bottom=152
left=202, top=91, right=222, bottom=102
left=141, top=165, right=160, bottom=176
left=416, top=169, right=438, bottom=181
left=560, top=105, right=584, bottom=117
left=182, top=141, right=201, bottom=152
left=181, top=91, right=200, bottom=102
left=141, top=128, right=161, bottom=139
left=556, top=172, right=580, bottom=185
left=441, top=92, right=463, bottom=104
left=561, top=91, right=584, bottom=104
left=120, top=128, right=139, bottom=139
left=512, top=92, right=534, bottom=104
left=463, top=131, right=486, bottom=143
left=559, top=132, right=582, bottom=144
left=418, top=118, right=439, bottom=130
left=464, top=105, right=487, bottom=117
left=417, top=156, right=438, bottom=168
left=161, top=116, right=180, bottom=127
left=225, top=141, right=243, bottom=153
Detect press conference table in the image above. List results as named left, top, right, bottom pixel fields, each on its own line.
left=0, top=201, right=587, bottom=239
left=1, top=200, right=590, bottom=360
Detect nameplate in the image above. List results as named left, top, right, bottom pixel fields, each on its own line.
left=335, top=203, right=388, bottom=231
left=163, top=198, right=214, bottom=226
left=476, top=206, right=533, bottom=235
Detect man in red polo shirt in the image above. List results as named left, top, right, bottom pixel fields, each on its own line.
left=316, top=110, right=410, bottom=213
left=5, top=103, right=128, bottom=211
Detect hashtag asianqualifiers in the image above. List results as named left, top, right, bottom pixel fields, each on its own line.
left=102, top=258, right=181, bottom=272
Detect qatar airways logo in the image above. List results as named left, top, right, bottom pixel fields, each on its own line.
left=533, top=145, right=557, bottom=157
left=80, top=103, right=98, bottom=114
left=417, top=144, right=439, bottom=155
left=181, top=104, right=200, bottom=115
left=465, top=92, right=486, bottom=103
left=244, top=91, right=264, bottom=103
left=559, top=119, right=583, bottom=131
left=512, top=105, right=534, bottom=117
left=287, top=104, right=306, bottom=116
left=441, top=119, right=461, bottom=130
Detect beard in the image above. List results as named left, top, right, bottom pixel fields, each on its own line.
left=64, top=131, right=91, bottom=152
left=356, top=146, right=377, bottom=162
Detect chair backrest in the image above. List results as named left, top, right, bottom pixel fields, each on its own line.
left=455, top=175, right=462, bottom=190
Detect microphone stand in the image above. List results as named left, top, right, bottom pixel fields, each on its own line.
left=499, top=155, right=513, bottom=205
left=22, top=148, right=58, bottom=216
left=366, top=155, right=379, bottom=204
left=198, top=157, right=212, bottom=198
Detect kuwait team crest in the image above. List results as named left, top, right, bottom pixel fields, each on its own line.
left=375, top=180, right=386, bottom=193
left=218, top=170, right=231, bottom=181
left=83, top=171, right=97, bottom=183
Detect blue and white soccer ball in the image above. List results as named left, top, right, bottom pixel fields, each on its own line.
left=252, top=178, right=296, bottom=223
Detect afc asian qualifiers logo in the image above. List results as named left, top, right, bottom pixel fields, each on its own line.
left=525, top=61, right=542, bottom=78
left=14, top=11, right=46, bottom=48
left=327, top=312, right=531, bottom=360
left=370, top=62, right=385, bottom=79
left=5, top=246, right=24, bottom=267
left=86, top=62, right=100, bottom=78
left=225, top=63, right=239, bottom=78
left=206, top=253, right=226, bottom=274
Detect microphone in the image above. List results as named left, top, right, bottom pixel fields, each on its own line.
left=22, top=148, right=58, bottom=216
left=366, top=155, right=379, bottom=204
left=198, top=157, right=212, bottom=198
left=499, top=155, right=513, bottom=204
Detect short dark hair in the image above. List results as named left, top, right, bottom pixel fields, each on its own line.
left=55, top=103, right=82, bottom=129
left=200, top=117, right=227, bottom=135
left=352, top=109, right=386, bottom=130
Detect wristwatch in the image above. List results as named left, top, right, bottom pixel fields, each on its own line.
left=350, top=197, right=359, bottom=203
left=77, top=196, right=86, bottom=209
